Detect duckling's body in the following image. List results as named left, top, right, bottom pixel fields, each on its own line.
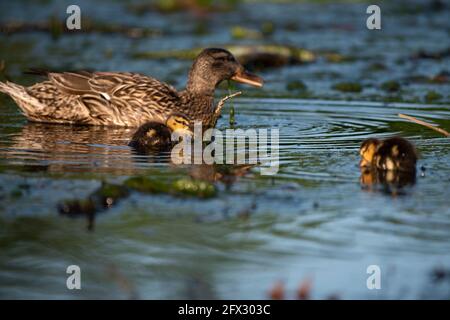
left=360, top=137, right=418, bottom=172
left=0, top=48, right=263, bottom=128
left=128, top=122, right=173, bottom=153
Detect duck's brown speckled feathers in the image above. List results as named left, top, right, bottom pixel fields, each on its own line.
left=0, top=48, right=263, bottom=128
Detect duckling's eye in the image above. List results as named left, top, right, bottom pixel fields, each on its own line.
left=146, top=129, right=156, bottom=137
left=360, top=146, right=366, bottom=155
left=173, top=116, right=190, bottom=127
left=391, top=145, right=399, bottom=156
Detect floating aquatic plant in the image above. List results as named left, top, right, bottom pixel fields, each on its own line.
left=332, top=82, right=363, bottom=93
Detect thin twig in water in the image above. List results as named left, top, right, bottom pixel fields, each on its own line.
left=215, top=91, right=242, bottom=116
left=398, top=113, right=449, bottom=137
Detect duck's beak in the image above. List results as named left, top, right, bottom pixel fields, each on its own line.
left=231, top=68, right=264, bottom=87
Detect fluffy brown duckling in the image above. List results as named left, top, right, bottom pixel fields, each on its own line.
left=128, top=114, right=192, bottom=153
left=359, top=137, right=418, bottom=172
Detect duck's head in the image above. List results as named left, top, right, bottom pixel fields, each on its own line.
left=360, top=138, right=381, bottom=168
left=186, top=48, right=264, bottom=94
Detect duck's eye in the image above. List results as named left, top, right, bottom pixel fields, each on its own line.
left=214, top=54, right=234, bottom=62
left=212, top=61, right=224, bottom=68
left=223, top=55, right=235, bottom=62
left=213, top=52, right=228, bottom=60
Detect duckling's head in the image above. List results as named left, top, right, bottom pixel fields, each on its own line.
left=187, top=48, right=264, bottom=94
left=360, top=138, right=381, bottom=168
left=166, top=113, right=193, bottom=136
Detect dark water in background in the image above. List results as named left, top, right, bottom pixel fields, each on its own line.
left=0, top=0, right=449, bottom=299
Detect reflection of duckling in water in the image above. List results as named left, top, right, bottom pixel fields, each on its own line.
left=360, top=166, right=416, bottom=190
left=359, top=137, right=418, bottom=193
left=360, top=137, right=418, bottom=173
left=128, top=114, right=192, bottom=153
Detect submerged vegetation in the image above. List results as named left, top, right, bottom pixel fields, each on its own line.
left=131, top=44, right=317, bottom=67
left=58, top=175, right=217, bottom=229
left=425, top=90, right=443, bottom=103
left=381, top=80, right=401, bottom=92
left=0, top=16, right=161, bottom=39
left=332, top=82, right=363, bottom=93
left=124, top=175, right=216, bottom=198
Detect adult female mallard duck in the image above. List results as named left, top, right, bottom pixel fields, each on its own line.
left=0, top=48, right=263, bottom=128
left=128, top=113, right=192, bottom=153
left=359, top=137, right=418, bottom=172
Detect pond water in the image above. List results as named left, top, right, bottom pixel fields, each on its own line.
left=0, top=0, right=449, bottom=299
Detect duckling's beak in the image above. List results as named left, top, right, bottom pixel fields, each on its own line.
left=231, top=68, right=264, bottom=87
left=172, top=128, right=194, bottom=138
left=359, top=158, right=371, bottom=168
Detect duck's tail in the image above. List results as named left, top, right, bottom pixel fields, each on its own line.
left=0, top=81, right=45, bottom=116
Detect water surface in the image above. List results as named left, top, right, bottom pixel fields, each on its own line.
left=1, top=97, right=449, bottom=299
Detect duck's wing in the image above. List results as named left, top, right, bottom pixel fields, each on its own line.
left=47, top=72, right=180, bottom=126
left=49, top=71, right=179, bottom=98
left=48, top=71, right=94, bottom=95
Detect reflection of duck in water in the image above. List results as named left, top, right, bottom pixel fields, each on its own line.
left=128, top=114, right=192, bottom=153
left=359, top=137, right=418, bottom=193
left=2, top=122, right=137, bottom=173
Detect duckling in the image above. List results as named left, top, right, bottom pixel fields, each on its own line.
left=128, top=114, right=192, bottom=153
left=0, top=48, right=263, bottom=128
left=359, top=137, right=418, bottom=172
